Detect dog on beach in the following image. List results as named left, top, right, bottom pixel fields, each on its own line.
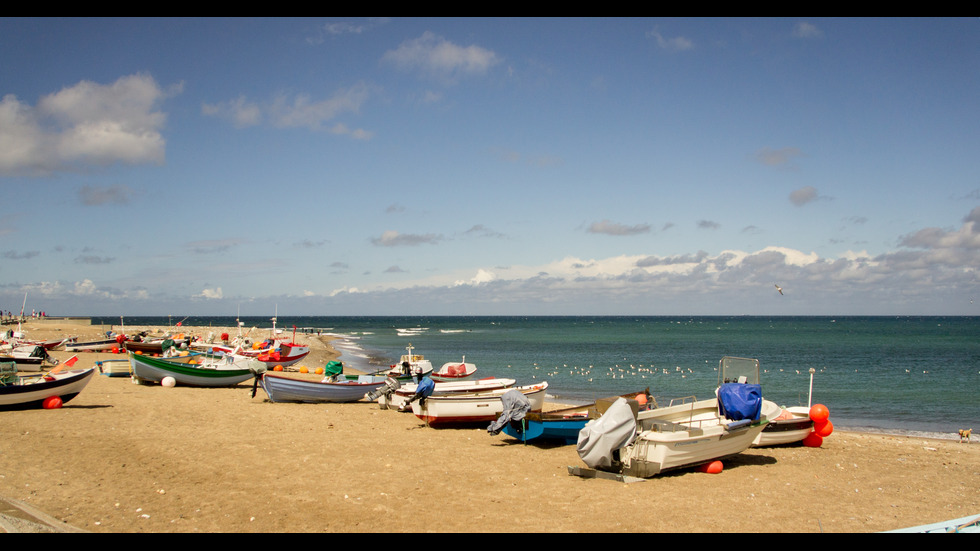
left=959, top=428, right=972, bottom=443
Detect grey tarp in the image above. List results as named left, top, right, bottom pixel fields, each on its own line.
left=575, top=397, right=637, bottom=470
left=487, top=389, right=531, bottom=435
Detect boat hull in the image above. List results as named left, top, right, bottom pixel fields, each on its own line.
left=381, top=377, right=516, bottom=409
left=753, top=405, right=814, bottom=447
left=412, top=382, right=548, bottom=427
left=619, top=397, right=771, bottom=477
left=261, top=373, right=386, bottom=403
left=429, top=361, right=477, bottom=383
left=0, top=368, right=97, bottom=410
left=97, top=359, right=133, bottom=377
left=129, top=352, right=262, bottom=387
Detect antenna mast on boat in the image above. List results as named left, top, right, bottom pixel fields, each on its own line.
left=807, top=367, right=815, bottom=408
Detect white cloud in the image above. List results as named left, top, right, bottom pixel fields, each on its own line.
left=793, top=22, right=822, bottom=39
left=0, top=74, right=175, bottom=176
left=371, top=230, right=442, bottom=247
left=646, top=28, right=694, bottom=51
left=382, top=31, right=501, bottom=81
left=197, top=287, right=223, bottom=299
left=202, top=83, right=373, bottom=137
left=587, top=220, right=651, bottom=236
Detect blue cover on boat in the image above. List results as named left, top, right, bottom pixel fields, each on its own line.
left=717, top=383, right=762, bottom=421
left=414, top=376, right=435, bottom=399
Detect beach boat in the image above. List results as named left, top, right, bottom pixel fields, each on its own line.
left=500, top=388, right=655, bottom=445
left=753, top=404, right=814, bottom=447
left=259, top=372, right=388, bottom=403
left=570, top=392, right=776, bottom=480
left=0, top=344, right=59, bottom=372
left=387, top=343, right=434, bottom=379
left=0, top=362, right=97, bottom=410
left=129, top=351, right=265, bottom=387
left=883, top=513, right=980, bottom=533
left=66, top=335, right=125, bottom=353
left=124, top=336, right=191, bottom=356
left=715, top=356, right=816, bottom=447
left=429, top=356, right=477, bottom=383
left=96, top=358, right=133, bottom=377
left=381, top=377, right=517, bottom=410
left=410, top=381, right=549, bottom=427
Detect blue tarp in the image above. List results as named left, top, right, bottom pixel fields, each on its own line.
left=717, top=383, right=762, bottom=421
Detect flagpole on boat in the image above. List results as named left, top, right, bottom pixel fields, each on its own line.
left=807, top=367, right=815, bottom=408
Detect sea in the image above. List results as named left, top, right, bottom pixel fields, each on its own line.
left=94, top=315, right=980, bottom=441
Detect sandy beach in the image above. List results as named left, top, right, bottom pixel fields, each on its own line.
left=1, top=320, right=978, bottom=533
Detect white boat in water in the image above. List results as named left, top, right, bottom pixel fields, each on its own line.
left=429, top=356, right=478, bottom=383
left=380, top=377, right=517, bottom=410
left=411, top=381, right=548, bottom=427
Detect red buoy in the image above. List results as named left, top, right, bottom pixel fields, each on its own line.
left=809, top=403, right=830, bottom=423
left=698, top=460, right=723, bottom=474
left=42, top=396, right=63, bottom=409
left=802, top=431, right=823, bottom=447
left=814, top=419, right=834, bottom=437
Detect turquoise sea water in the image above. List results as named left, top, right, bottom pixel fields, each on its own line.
left=97, top=315, right=980, bottom=440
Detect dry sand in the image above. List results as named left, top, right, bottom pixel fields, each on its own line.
left=1, top=321, right=978, bottom=533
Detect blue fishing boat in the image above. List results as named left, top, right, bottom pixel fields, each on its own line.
left=500, top=388, right=653, bottom=444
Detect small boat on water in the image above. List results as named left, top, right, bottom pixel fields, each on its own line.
left=500, top=388, right=655, bottom=445
left=129, top=351, right=265, bottom=387
left=411, top=381, right=549, bottom=427
left=0, top=361, right=96, bottom=410
left=381, top=377, right=517, bottom=410
left=259, top=372, right=388, bottom=403
left=429, top=356, right=477, bottom=383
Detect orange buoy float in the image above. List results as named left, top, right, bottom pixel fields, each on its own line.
left=42, top=396, right=63, bottom=409
left=814, top=419, right=834, bottom=437
left=315, top=367, right=324, bottom=375
left=299, top=366, right=308, bottom=374
left=809, top=403, right=830, bottom=423
left=698, top=460, right=723, bottom=474
left=273, top=365, right=283, bottom=372
left=802, top=431, right=823, bottom=447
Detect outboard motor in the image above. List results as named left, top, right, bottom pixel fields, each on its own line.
left=365, top=377, right=402, bottom=403
left=487, top=389, right=531, bottom=435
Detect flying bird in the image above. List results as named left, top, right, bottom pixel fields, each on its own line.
left=774, top=283, right=783, bottom=295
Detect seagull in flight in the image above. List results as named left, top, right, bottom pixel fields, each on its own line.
left=774, top=283, right=783, bottom=295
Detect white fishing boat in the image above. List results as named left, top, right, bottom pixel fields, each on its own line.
left=753, top=404, right=813, bottom=447
left=571, top=356, right=778, bottom=480
left=411, top=381, right=548, bottom=427
left=718, top=357, right=815, bottom=448
left=0, top=362, right=96, bottom=410
left=385, top=343, right=434, bottom=380
left=429, top=356, right=478, bottom=383
left=380, top=377, right=517, bottom=410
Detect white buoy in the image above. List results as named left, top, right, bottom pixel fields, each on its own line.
left=161, top=376, right=176, bottom=388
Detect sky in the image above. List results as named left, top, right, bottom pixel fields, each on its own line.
left=1, top=17, right=979, bottom=317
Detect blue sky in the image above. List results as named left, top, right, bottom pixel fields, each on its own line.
left=2, top=17, right=979, bottom=317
